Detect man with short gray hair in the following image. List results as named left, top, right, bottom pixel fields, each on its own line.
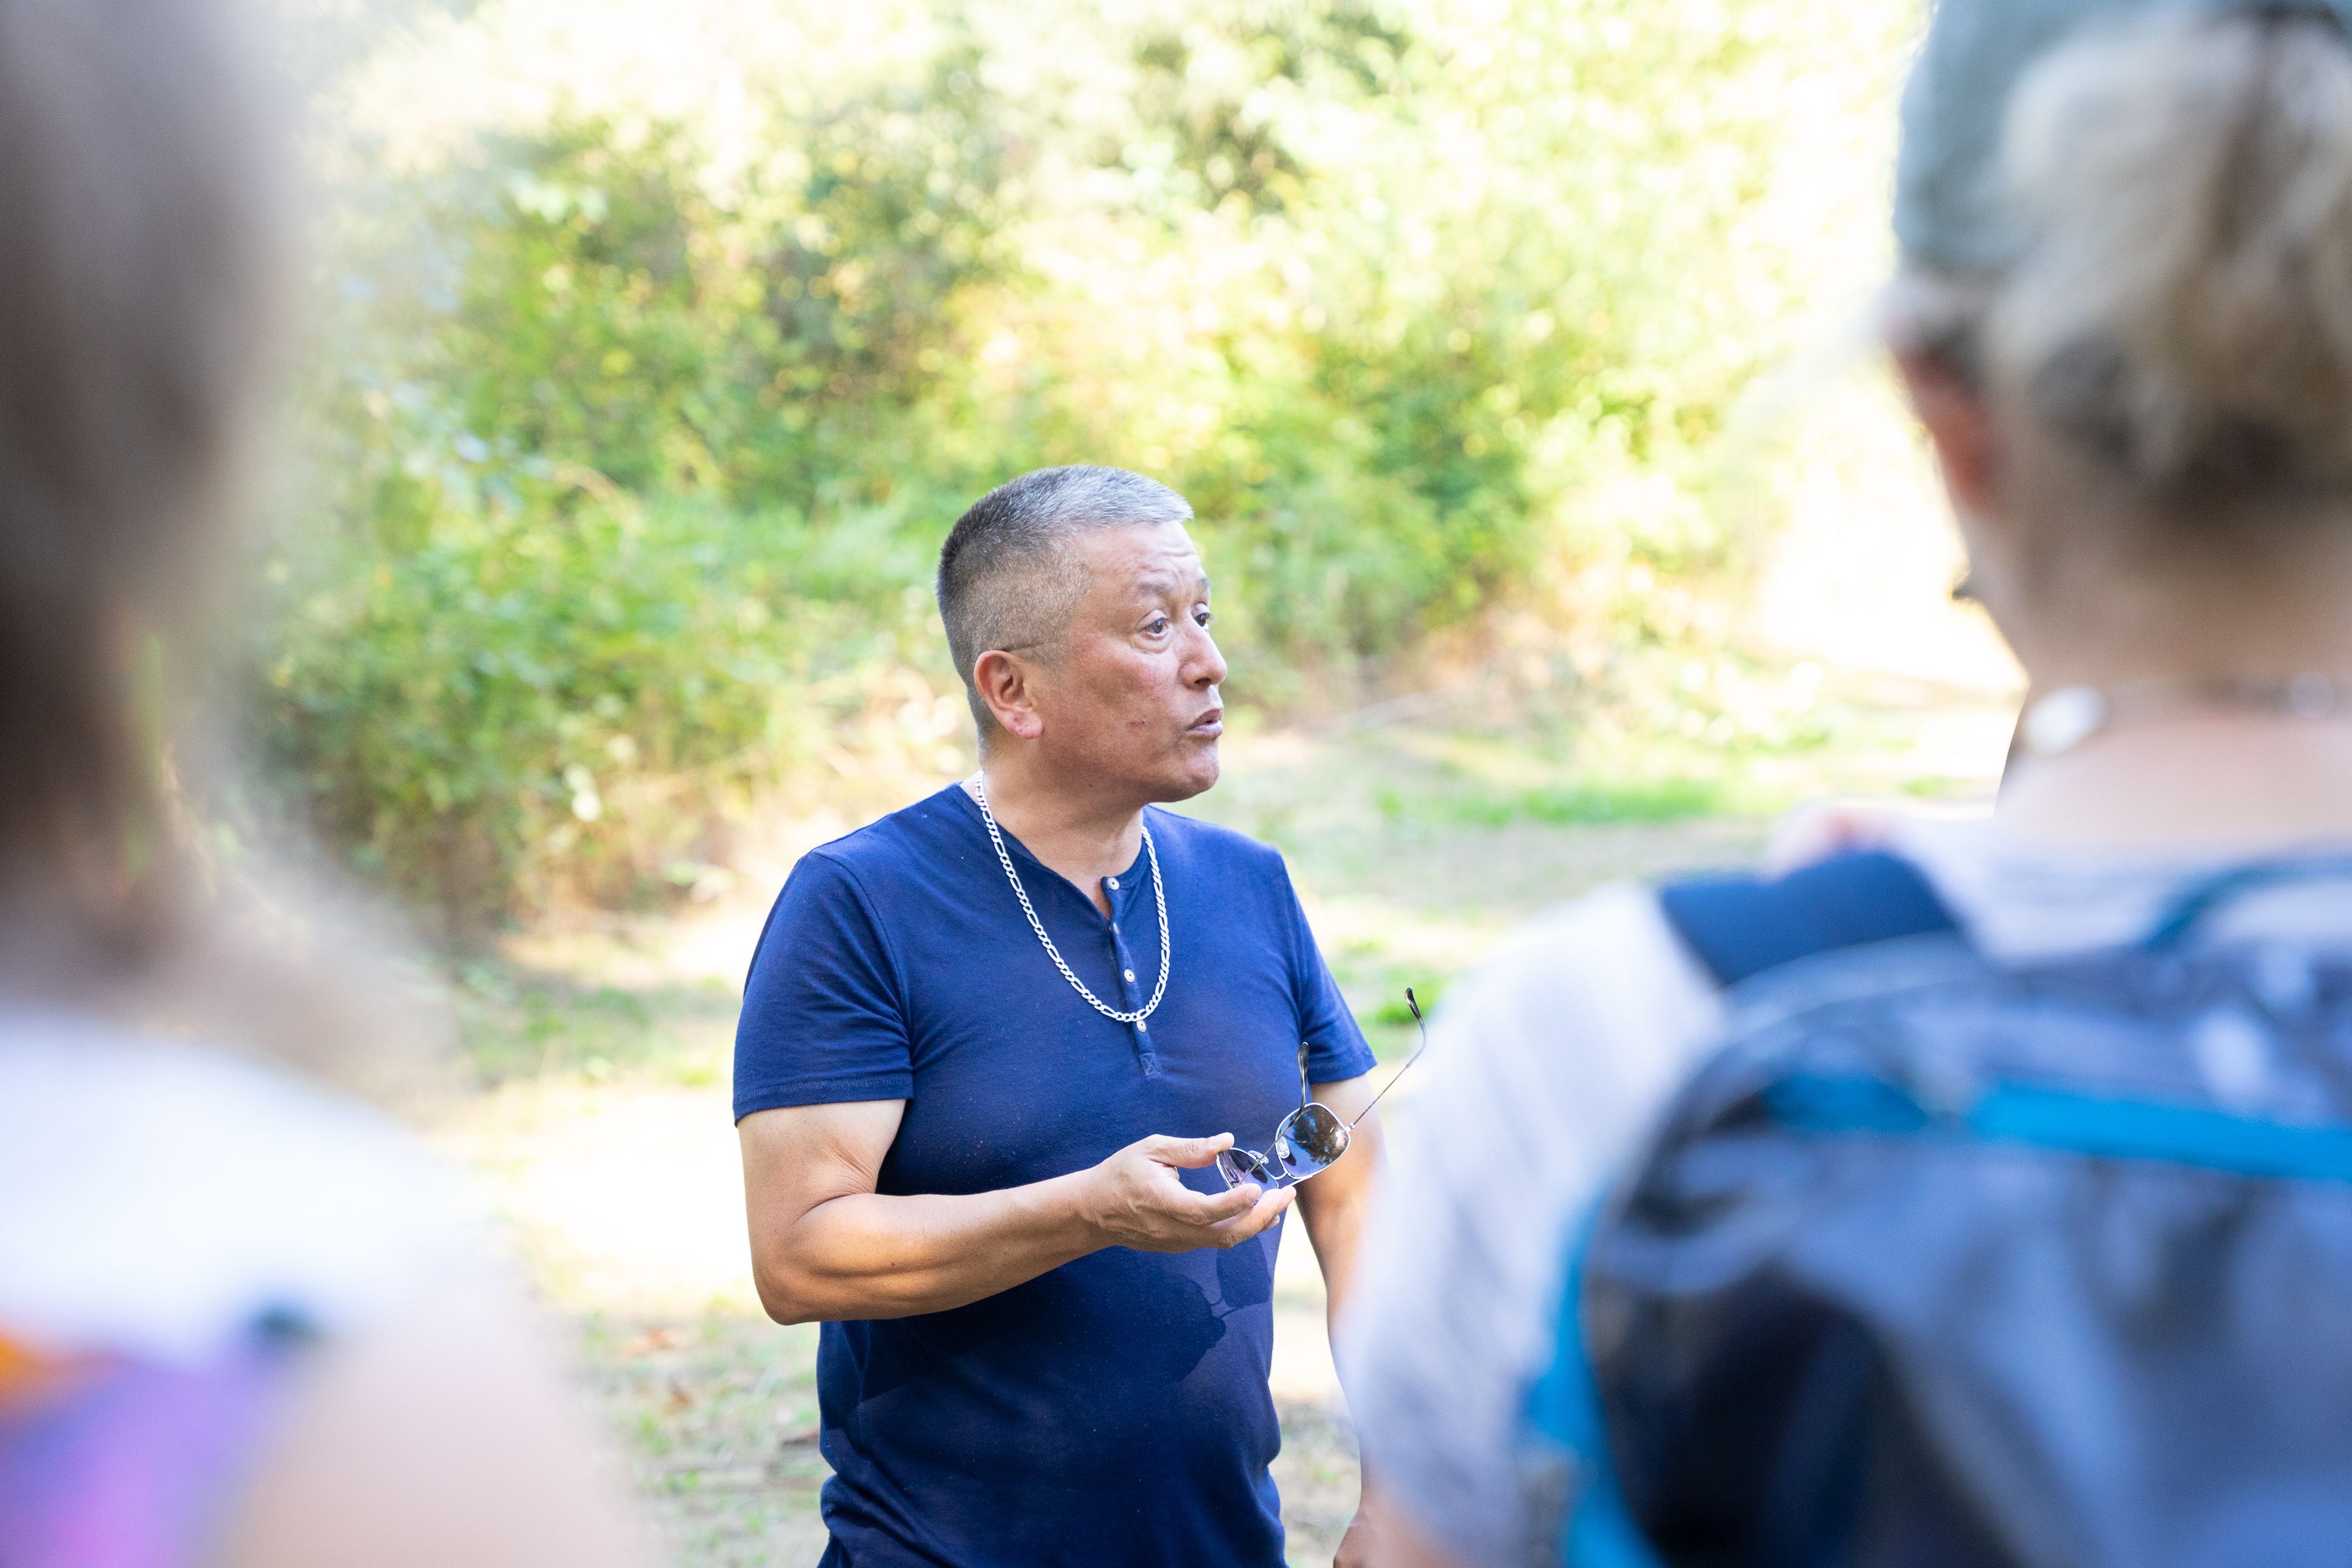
left=735, top=465, right=1385, bottom=1567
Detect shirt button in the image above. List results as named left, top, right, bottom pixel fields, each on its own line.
left=1124, top=969, right=1135, bottom=981
left=1136, top=1020, right=1149, bottom=1032
left=1107, top=876, right=1120, bottom=890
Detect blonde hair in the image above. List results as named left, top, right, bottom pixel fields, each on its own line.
left=0, top=0, right=280, bottom=947
left=0, top=1, right=445, bottom=1096
left=1899, top=8, right=2352, bottom=508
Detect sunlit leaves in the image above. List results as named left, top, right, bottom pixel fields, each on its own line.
left=263, top=0, right=1916, bottom=923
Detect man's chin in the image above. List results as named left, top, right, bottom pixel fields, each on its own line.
left=1149, top=741, right=1220, bottom=803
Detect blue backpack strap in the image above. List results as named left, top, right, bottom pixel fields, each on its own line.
left=1657, top=849, right=1960, bottom=988
left=1526, top=1209, right=1667, bottom=1568
left=2142, top=851, right=2352, bottom=950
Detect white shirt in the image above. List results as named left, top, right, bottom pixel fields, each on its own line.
left=0, top=1006, right=469, bottom=1365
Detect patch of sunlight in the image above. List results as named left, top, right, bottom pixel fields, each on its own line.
left=1746, top=367, right=2022, bottom=697
left=432, top=1079, right=758, bottom=1318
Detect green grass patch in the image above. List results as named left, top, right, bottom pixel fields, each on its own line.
left=453, top=963, right=734, bottom=1087
left=1378, top=773, right=1787, bottom=830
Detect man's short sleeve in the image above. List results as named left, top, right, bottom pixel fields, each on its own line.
left=1279, top=862, right=1378, bottom=1085
left=733, top=851, right=915, bottom=1122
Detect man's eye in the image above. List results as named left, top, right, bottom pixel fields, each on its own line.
left=1194, top=608, right=1215, bottom=627
left=1144, top=616, right=1171, bottom=635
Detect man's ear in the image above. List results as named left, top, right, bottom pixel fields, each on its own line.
left=1894, top=346, right=2001, bottom=518
left=972, top=650, right=1045, bottom=742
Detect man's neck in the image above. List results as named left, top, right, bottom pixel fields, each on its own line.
left=970, top=756, right=1147, bottom=917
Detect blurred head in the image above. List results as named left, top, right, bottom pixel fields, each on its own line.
left=937, top=465, right=1227, bottom=803
left=1887, top=0, right=2352, bottom=687
left=0, top=0, right=282, bottom=962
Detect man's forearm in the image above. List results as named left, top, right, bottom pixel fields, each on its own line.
left=744, top=1118, right=1288, bottom=1326
left=757, top=1168, right=1102, bottom=1323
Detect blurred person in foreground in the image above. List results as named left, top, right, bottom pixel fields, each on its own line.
left=0, top=5, right=648, bottom=1567
left=1344, top=1, right=2352, bottom=1565
left=734, top=465, right=1386, bottom=1567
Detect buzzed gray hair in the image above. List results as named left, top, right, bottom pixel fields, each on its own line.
left=936, top=465, right=1194, bottom=734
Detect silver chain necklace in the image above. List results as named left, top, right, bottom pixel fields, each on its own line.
left=968, top=777, right=1171, bottom=1027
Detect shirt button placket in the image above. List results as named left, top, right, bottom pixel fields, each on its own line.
left=1107, top=884, right=1157, bottom=1073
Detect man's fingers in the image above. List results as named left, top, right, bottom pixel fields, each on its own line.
left=1145, top=1132, right=1234, bottom=1168
left=1208, top=1184, right=1294, bottom=1242
left=1237, top=1184, right=1297, bottom=1237
left=1169, top=1181, right=1260, bottom=1226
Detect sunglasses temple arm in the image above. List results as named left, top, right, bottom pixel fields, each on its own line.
left=1348, top=1051, right=1420, bottom=1127
left=1348, top=1024, right=1430, bottom=1129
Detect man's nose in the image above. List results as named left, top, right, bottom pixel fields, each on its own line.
left=1188, top=625, right=1228, bottom=689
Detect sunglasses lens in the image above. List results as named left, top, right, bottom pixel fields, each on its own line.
left=1216, top=1148, right=1273, bottom=1191
left=1274, top=1103, right=1350, bottom=1181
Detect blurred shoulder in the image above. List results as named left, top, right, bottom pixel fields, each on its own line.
left=1397, top=878, right=1725, bottom=1224
left=0, top=1009, right=473, bottom=1365
left=1439, top=879, right=1719, bottom=1057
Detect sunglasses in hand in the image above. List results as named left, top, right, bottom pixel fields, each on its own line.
left=1215, top=987, right=1429, bottom=1192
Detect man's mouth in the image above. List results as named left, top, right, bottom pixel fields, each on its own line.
left=1188, top=708, right=1224, bottom=738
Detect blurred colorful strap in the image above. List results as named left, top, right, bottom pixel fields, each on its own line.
left=0, top=1332, right=43, bottom=1396
left=0, top=1328, right=295, bottom=1568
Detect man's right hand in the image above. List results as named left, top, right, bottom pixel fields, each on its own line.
left=1080, top=1133, right=1294, bottom=1253
left=742, top=1105, right=1295, bottom=1323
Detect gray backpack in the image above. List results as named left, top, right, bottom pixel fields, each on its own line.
left=1530, top=851, right=2352, bottom=1568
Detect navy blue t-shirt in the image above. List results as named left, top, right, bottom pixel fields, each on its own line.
left=734, top=784, right=1376, bottom=1568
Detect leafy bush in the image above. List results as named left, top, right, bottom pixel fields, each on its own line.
left=262, top=482, right=937, bottom=932
left=261, top=0, right=1914, bottom=929
left=266, top=103, right=994, bottom=929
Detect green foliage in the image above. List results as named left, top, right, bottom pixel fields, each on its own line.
left=269, top=105, right=985, bottom=927
left=262, top=0, right=1914, bottom=927
left=262, top=478, right=934, bottom=927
